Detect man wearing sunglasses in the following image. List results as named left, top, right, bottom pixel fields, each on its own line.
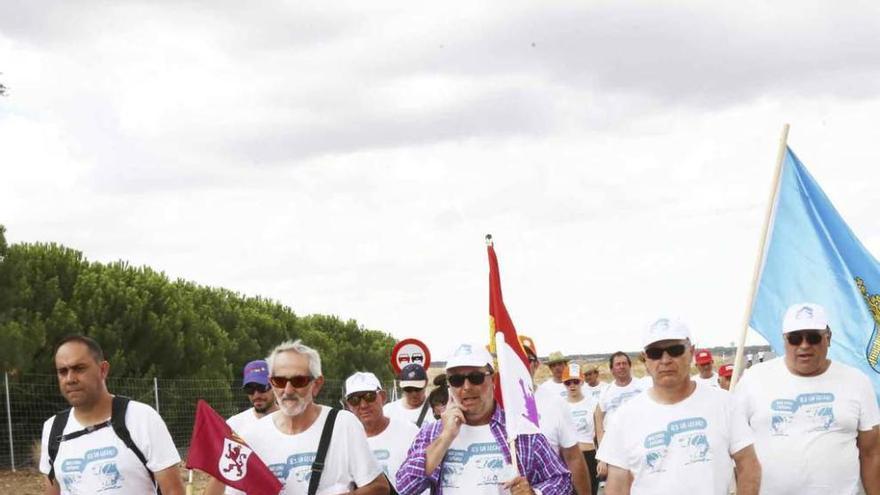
left=397, top=342, right=571, bottom=495
left=597, top=318, right=761, bottom=495
left=385, top=364, right=436, bottom=428
left=345, top=372, right=421, bottom=494
left=238, top=340, right=389, bottom=495
left=206, top=359, right=279, bottom=495
left=735, top=303, right=880, bottom=494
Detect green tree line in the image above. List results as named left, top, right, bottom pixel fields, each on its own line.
left=0, top=224, right=398, bottom=382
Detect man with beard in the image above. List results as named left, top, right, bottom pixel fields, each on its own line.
left=240, top=340, right=389, bottom=494
left=39, top=335, right=184, bottom=495
left=345, top=372, right=421, bottom=494
left=205, top=359, right=279, bottom=495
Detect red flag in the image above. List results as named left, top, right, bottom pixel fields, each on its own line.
left=186, top=400, right=282, bottom=495
left=486, top=238, right=534, bottom=408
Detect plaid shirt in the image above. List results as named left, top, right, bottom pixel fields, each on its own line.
left=395, top=405, right=572, bottom=495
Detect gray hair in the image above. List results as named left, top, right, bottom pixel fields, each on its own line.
left=266, top=339, right=322, bottom=378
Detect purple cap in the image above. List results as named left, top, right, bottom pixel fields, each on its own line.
left=242, top=359, right=269, bottom=388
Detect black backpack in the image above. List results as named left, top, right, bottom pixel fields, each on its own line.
left=47, top=396, right=159, bottom=493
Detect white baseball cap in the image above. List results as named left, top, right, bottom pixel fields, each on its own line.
left=782, top=303, right=829, bottom=334
left=642, top=318, right=692, bottom=348
left=345, top=372, right=382, bottom=396
left=445, top=343, right=494, bottom=371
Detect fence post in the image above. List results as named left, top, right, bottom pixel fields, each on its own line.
left=153, top=377, right=160, bottom=414
left=4, top=372, right=14, bottom=471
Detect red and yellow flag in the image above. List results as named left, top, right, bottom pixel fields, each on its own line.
left=487, top=237, right=540, bottom=434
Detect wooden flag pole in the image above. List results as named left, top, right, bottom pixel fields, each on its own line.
left=730, top=123, right=790, bottom=390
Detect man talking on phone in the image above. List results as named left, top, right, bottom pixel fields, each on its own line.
left=396, top=342, right=571, bottom=495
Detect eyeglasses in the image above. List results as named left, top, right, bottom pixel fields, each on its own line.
left=644, top=344, right=687, bottom=360
left=786, top=331, right=825, bottom=346
left=269, top=375, right=313, bottom=389
left=447, top=370, right=493, bottom=387
left=345, top=391, right=378, bottom=407
left=402, top=387, right=424, bottom=393
left=244, top=383, right=271, bottom=394
left=564, top=379, right=581, bottom=386
left=527, top=356, right=539, bottom=365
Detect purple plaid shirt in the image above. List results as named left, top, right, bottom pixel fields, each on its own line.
left=395, top=405, right=572, bottom=495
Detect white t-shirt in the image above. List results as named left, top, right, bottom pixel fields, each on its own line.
left=440, top=423, right=515, bottom=495
left=241, top=406, right=382, bottom=495
left=536, top=396, right=578, bottom=452
left=39, top=400, right=180, bottom=495
left=583, top=382, right=609, bottom=402
left=535, top=380, right=568, bottom=403
left=567, top=396, right=599, bottom=445
left=735, top=359, right=880, bottom=495
left=383, top=398, right=436, bottom=427
left=224, top=408, right=266, bottom=495
left=597, top=384, right=753, bottom=495
left=367, top=418, right=420, bottom=491
left=598, top=378, right=649, bottom=425
left=695, top=374, right=719, bottom=388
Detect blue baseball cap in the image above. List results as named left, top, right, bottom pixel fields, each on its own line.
left=242, top=359, right=270, bottom=388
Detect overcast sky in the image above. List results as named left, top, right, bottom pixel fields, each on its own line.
left=3, top=0, right=880, bottom=361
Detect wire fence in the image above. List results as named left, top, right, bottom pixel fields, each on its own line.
left=0, top=372, right=397, bottom=471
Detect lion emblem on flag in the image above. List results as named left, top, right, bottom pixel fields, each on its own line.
left=219, top=437, right=252, bottom=481
left=856, top=277, right=880, bottom=373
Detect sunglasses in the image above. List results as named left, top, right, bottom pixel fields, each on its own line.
left=269, top=375, right=313, bottom=389
left=527, top=356, right=539, bottom=365
left=447, top=370, right=493, bottom=387
left=244, top=383, right=271, bottom=394
left=644, top=344, right=687, bottom=360
left=564, top=379, right=581, bottom=386
left=346, top=391, right=378, bottom=407
left=785, top=331, right=825, bottom=346
left=402, top=387, right=424, bottom=393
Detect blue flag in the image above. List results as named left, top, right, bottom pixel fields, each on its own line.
left=750, top=146, right=880, bottom=401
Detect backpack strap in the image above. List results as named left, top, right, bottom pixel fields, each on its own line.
left=416, top=400, right=430, bottom=428
left=308, top=408, right=340, bottom=495
left=46, top=408, right=71, bottom=485
left=110, top=396, right=158, bottom=491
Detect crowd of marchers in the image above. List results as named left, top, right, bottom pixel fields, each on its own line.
left=39, top=302, right=879, bottom=495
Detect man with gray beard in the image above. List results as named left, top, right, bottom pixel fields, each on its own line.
left=233, top=340, right=390, bottom=494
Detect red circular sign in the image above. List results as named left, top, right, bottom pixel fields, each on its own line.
left=390, top=338, right=431, bottom=374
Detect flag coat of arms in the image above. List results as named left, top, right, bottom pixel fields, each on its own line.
left=750, top=147, right=880, bottom=401
left=186, top=399, right=282, bottom=494
left=487, top=240, right=540, bottom=437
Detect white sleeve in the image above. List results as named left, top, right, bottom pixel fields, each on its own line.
left=556, top=406, right=578, bottom=449
left=342, top=413, right=383, bottom=487
left=856, top=374, right=880, bottom=431
left=595, top=411, right=629, bottom=470
left=731, top=372, right=754, bottom=428
left=38, top=416, right=54, bottom=474
left=129, top=402, right=181, bottom=472
left=725, top=392, right=754, bottom=455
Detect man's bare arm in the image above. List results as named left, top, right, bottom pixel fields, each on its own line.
left=732, top=445, right=761, bottom=495
left=858, top=426, right=880, bottom=495
left=604, top=465, right=632, bottom=495
left=561, top=445, right=591, bottom=495
left=154, top=465, right=186, bottom=495
left=43, top=478, right=61, bottom=495
left=204, top=476, right=227, bottom=495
